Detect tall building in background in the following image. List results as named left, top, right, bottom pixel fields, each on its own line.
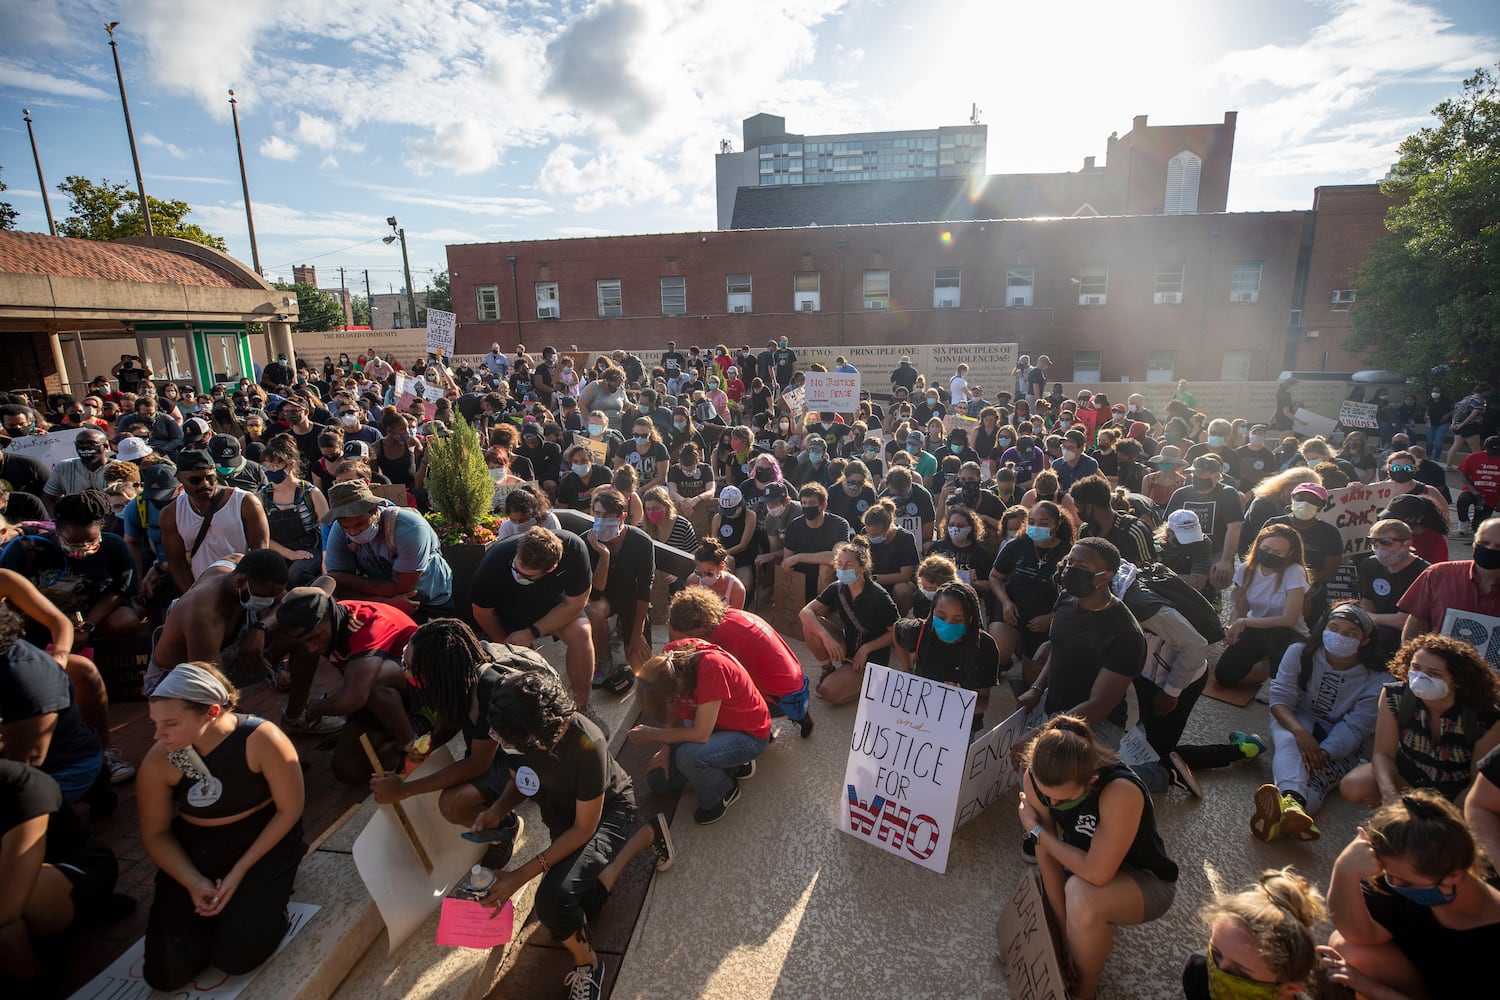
left=715, top=112, right=988, bottom=229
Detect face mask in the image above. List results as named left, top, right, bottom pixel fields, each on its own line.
left=589, top=424, right=605, bottom=437
left=1059, top=565, right=1099, bottom=598
left=571, top=462, right=593, bottom=477
left=241, top=591, right=276, bottom=613
left=674, top=420, right=686, bottom=431
left=865, top=446, right=880, bottom=458
left=265, top=467, right=289, bottom=485
left=931, top=618, right=967, bottom=643
left=1062, top=448, right=1078, bottom=462
left=766, top=504, right=786, bottom=518
left=340, top=413, right=360, bottom=429
left=594, top=517, right=622, bottom=542
left=646, top=509, right=666, bottom=524
left=779, top=340, right=788, bottom=348
left=1290, top=500, right=1318, bottom=520
left=1257, top=550, right=1286, bottom=569
left=835, top=568, right=859, bottom=585
left=997, top=437, right=1012, bottom=448
left=1374, top=542, right=1409, bottom=567
left=1389, top=467, right=1416, bottom=483
left=1432, top=392, right=1441, bottom=400
left=1387, top=879, right=1458, bottom=908
left=1194, top=476, right=1215, bottom=492
left=1208, top=434, right=1227, bottom=447
left=808, top=451, right=824, bottom=464
left=1323, top=629, right=1361, bottom=658
left=349, top=521, right=380, bottom=545
left=1057, top=419, right=1071, bottom=430
left=907, top=444, right=920, bottom=455
left=844, top=481, right=863, bottom=495
left=1026, top=525, right=1051, bottom=543
left=1475, top=545, right=1500, bottom=571
left=1205, top=946, right=1282, bottom=1000
left=947, top=525, right=971, bottom=542
left=634, top=435, right=650, bottom=447
left=1407, top=668, right=1450, bottom=701
left=1037, top=783, right=1091, bottom=810
left=867, top=530, right=886, bottom=544
left=76, top=446, right=102, bottom=461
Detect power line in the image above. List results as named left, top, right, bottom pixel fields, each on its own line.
left=264, top=236, right=387, bottom=271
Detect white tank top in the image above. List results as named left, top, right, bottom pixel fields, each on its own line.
left=174, top=488, right=252, bottom=578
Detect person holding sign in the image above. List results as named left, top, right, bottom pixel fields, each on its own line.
left=801, top=536, right=898, bottom=706
left=893, top=581, right=999, bottom=736
left=1018, top=715, right=1179, bottom=1000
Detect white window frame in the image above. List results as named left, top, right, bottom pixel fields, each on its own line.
left=475, top=284, right=499, bottom=321
left=794, top=271, right=820, bottom=312
left=1146, top=350, right=1175, bottom=382
left=660, top=276, right=686, bottom=316
left=1230, top=261, right=1262, bottom=304
left=726, top=274, right=752, bottom=314
left=1073, top=351, right=1102, bottom=382
left=596, top=279, right=622, bottom=318
left=1164, top=151, right=1202, bottom=214
left=1221, top=350, right=1254, bottom=382
left=1078, top=264, right=1108, bottom=306
left=933, top=267, right=961, bottom=309
left=863, top=269, right=890, bottom=310
left=1153, top=263, right=1184, bottom=304
left=1330, top=289, right=1356, bottom=311
left=1006, top=267, right=1034, bottom=308
left=535, top=281, right=559, bottom=320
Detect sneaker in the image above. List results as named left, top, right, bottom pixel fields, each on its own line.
left=480, top=813, right=524, bottom=870
left=591, top=663, right=609, bottom=689
left=104, top=747, right=136, bottom=784
left=1251, top=783, right=1284, bottom=842
left=798, top=713, right=815, bottom=739
left=281, top=710, right=345, bottom=735
left=1229, top=732, right=1268, bottom=760
left=1279, top=795, right=1321, bottom=841
left=1168, top=752, right=1203, bottom=799
left=578, top=702, right=612, bottom=739
left=1020, top=833, right=1038, bottom=864
left=734, top=760, right=756, bottom=780
left=563, top=957, right=605, bottom=1000
left=648, top=812, right=675, bottom=872
left=694, top=778, right=741, bottom=825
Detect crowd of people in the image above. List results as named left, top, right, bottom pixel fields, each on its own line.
left=4, top=340, right=1500, bottom=999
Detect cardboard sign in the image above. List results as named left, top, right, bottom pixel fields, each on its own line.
left=840, top=663, right=976, bottom=873
left=955, top=708, right=1027, bottom=827
left=804, top=372, right=861, bottom=412
left=781, top=385, right=806, bottom=417
left=435, top=898, right=514, bottom=949
left=1292, top=408, right=1338, bottom=439
left=1441, top=607, right=1500, bottom=668
left=425, top=308, right=456, bottom=355
left=995, top=873, right=1070, bottom=1000
left=1322, top=481, right=1402, bottom=558
left=1338, top=400, right=1379, bottom=429
left=943, top=414, right=979, bottom=437
left=573, top=433, right=610, bottom=463
left=769, top=565, right=806, bottom=642
left=4, top=427, right=85, bottom=470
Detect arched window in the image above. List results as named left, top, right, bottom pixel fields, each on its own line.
left=1164, top=151, right=1201, bottom=214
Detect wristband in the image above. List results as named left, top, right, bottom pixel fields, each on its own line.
left=1029, top=823, right=1045, bottom=841
left=535, top=853, right=550, bottom=876
left=528, top=624, right=542, bottom=640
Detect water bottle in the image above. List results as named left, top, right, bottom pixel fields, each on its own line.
left=459, top=863, right=496, bottom=899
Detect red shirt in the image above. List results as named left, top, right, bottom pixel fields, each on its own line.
left=701, top=609, right=805, bottom=699
left=334, top=600, right=418, bottom=667
left=1410, top=529, right=1450, bottom=567
left=666, top=640, right=772, bottom=740
left=1397, top=560, right=1500, bottom=630
left=1460, top=452, right=1500, bottom=507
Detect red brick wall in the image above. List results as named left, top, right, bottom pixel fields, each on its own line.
left=6, top=331, right=63, bottom=394
left=448, top=210, right=1312, bottom=384
left=1293, top=184, right=1394, bottom=372
left=1107, top=113, right=1237, bottom=215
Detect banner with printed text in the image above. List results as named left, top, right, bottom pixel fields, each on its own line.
left=1338, top=400, right=1379, bottom=430
left=1441, top=608, right=1500, bottom=670
left=803, top=371, right=861, bottom=412
left=1321, top=481, right=1402, bottom=559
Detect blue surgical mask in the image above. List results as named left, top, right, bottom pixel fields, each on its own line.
left=835, top=568, right=859, bottom=585
left=1386, top=879, right=1458, bottom=907
left=634, top=435, right=649, bottom=446
left=1208, top=434, right=1227, bottom=447
left=907, top=444, right=920, bottom=455
left=594, top=517, right=622, bottom=541
left=674, top=420, right=686, bottom=430
left=589, top=424, right=605, bottom=436
left=571, top=462, right=592, bottom=477
left=349, top=521, right=379, bottom=545
left=950, top=444, right=962, bottom=454
left=808, top=451, right=824, bottom=465
left=1322, top=629, right=1361, bottom=659
left=241, top=592, right=276, bottom=613
left=1026, top=525, right=1052, bottom=542
left=931, top=618, right=967, bottom=643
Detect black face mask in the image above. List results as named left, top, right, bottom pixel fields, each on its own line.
left=1057, top=565, right=1100, bottom=599
left=1258, top=551, right=1286, bottom=569
left=959, top=483, right=980, bottom=504
left=1193, top=476, right=1216, bottom=492
left=755, top=468, right=774, bottom=483
left=1475, top=545, right=1500, bottom=571
left=801, top=503, right=822, bottom=518
left=1389, top=469, right=1416, bottom=483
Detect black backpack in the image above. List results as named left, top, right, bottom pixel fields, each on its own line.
left=1134, top=562, right=1226, bottom=644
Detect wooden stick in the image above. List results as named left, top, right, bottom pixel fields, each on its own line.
left=360, top=732, right=433, bottom=874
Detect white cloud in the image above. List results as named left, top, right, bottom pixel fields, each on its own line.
left=404, top=119, right=501, bottom=175
left=141, top=133, right=189, bottom=159
left=295, top=111, right=363, bottom=153
left=259, top=135, right=299, bottom=161
left=320, top=153, right=341, bottom=170
left=0, top=58, right=111, bottom=100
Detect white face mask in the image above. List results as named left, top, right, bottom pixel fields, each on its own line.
left=1407, top=668, right=1449, bottom=701
left=1290, top=500, right=1318, bottom=521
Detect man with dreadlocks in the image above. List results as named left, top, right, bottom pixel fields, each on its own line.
left=369, top=617, right=550, bottom=869
left=892, top=580, right=1001, bottom=738
left=273, top=581, right=417, bottom=782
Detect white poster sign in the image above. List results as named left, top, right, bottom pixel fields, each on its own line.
left=955, top=708, right=1028, bottom=828
left=1293, top=408, right=1338, bottom=439
left=804, top=371, right=861, bottom=412
left=1441, top=607, right=1500, bottom=669
left=840, top=664, right=976, bottom=873
left=781, top=385, right=805, bottom=417
left=6, top=427, right=85, bottom=470
left=1338, top=400, right=1379, bottom=429
left=425, top=308, right=456, bottom=356
left=1323, top=481, right=1402, bottom=558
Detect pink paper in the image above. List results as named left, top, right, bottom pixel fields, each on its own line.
left=435, top=898, right=514, bottom=949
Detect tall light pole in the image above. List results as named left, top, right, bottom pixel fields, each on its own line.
left=227, top=89, right=261, bottom=274
left=21, top=109, right=56, bottom=236
left=105, top=21, right=152, bottom=235
left=383, top=216, right=418, bottom=329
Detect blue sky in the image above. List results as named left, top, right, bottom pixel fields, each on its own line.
left=1, top=0, right=1496, bottom=292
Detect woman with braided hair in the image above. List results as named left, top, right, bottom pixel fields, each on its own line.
left=1182, top=866, right=1326, bottom=999
left=893, top=580, right=1001, bottom=738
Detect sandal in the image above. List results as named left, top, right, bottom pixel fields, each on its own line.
left=266, top=664, right=293, bottom=692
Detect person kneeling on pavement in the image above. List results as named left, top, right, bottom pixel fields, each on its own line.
left=470, top=665, right=672, bottom=1000
left=582, top=487, right=652, bottom=689
left=631, top=641, right=772, bottom=825
left=893, top=580, right=999, bottom=740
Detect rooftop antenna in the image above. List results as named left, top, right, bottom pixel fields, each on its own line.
left=970, top=102, right=982, bottom=126
left=719, top=138, right=734, bottom=154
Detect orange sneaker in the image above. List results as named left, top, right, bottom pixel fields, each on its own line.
left=1251, top=783, right=1283, bottom=842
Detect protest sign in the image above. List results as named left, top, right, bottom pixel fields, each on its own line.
left=1293, top=408, right=1338, bottom=439
left=804, top=371, right=860, bottom=412
left=573, top=433, right=610, bottom=463
left=422, top=381, right=444, bottom=402
left=5, top=427, right=85, bottom=470
left=995, top=874, right=1070, bottom=1000
left=1441, top=608, right=1500, bottom=669
left=425, top=308, right=456, bottom=356
left=955, top=708, right=1027, bottom=827
left=840, top=664, right=975, bottom=873
left=1322, top=481, right=1401, bottom=558
left=781, top=385, right=806, bottom=417
left=1338, top=400, right=1378, bottom=429
left=436, top=898, right=514, bottom=949
left=943, top=413, right=979, bottom=437
left=354, top=744, right=485, bottom=953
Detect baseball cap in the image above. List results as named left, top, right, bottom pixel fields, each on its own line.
left=1190, top=455, right=1223, bottom=475
left=143, top=463, right=179, bottom=502
left=1290, top=483, right=1329, bottom=502
left=182, top=417, right=211, bottom=441
left=176, top=450, right=215, bottom=473
left=719, top=485, right=743, bottom=508
left=1167, top=509, right=1206, bottom=544
left=342, top=441, right=371, bottom=459
left=207, top=435, right=244, bottom=472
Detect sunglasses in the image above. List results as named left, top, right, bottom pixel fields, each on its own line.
left=1389, top=465, right=1415, bottom=473
left=181, top=474, right=217, bottom=485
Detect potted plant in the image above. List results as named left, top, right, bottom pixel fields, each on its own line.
left=424, top=414, right=500, bottom=625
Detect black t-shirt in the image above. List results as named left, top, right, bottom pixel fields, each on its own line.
left=1165, top=483, right=1244, bottom=552
left=1356, top=551, right=1430, bottom=614
left=0, top=534, right=136, bottom=629
left=661, top=351, right=685, bottom=374
left=471, top=531, right=592, bottom=632
left=668, top=463, right=712, bottom=499
left=826, top=483, right=877, bottom=528
left=815, top=579, right=898, bottom=652
left=1045, top=595, right=1146, bottom=728
left=4, top=491, right=47, bottom=523
left=1234, top=445, right=1276, bottom=489
left=517, top=440, right=563, bottom=483
left=1362, top=874, right=1500, bottom=994
left=772, top=348, right=797, bottom=385
left=1265, top=514, right=1345, bottom=573
left=867, top=528, right=919, bottom=578
left=0, top=638, right=101, bottom=782
left=556, top=464, right=613, bottom=511
left=783, top=512, right=851, bottom=558
left=624, top=442, right=670, bottom=483
left=0, top=452, right=50, bottom=497
left=1051, top=764, right=1177, bottom=882
left=894, top=618, right=1000, bottom=693
left=587, top=526, right=655, bottom=607
left=930, top=538, right=991, bottom=587
left=993, top=535, right=1065, bottom=620
left=499, top=712, right=634, bottom=838
left=878, top=487, right=936, bottom=542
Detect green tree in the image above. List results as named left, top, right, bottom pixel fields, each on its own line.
left=1348, top=67, right=1500, bottom=385
left=350, top=294, right=371, bottom=327
left=426, top=269, right=452, bottom=313
left=56, top=175, right=227, bottom=251
left=275, top=281, right=345, bottom=332
left=0, top=167, right=17, bottom=230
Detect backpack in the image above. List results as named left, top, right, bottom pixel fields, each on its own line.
left=1134, top=562, right=1226, bottom=643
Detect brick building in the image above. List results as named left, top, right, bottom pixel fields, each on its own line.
left=446, top=181, right=1390, bottom=384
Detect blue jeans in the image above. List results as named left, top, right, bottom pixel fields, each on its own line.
left=647, top=730, right=769, bottom=805
left=1427, top=422, right=1450, bottom=456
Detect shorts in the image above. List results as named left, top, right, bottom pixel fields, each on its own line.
left=56, top=839, right=120, bottom=912
left=471, top=759, right=510, bottom=806
left=1124, top=865, right=1177, bottom=922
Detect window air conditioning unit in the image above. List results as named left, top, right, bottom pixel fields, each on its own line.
left=866, top=299, right=887, bottom=310
left=1154, top=292, right=1182, bottom=305
left=731, top=305, right=748, bottom=314
left=1080, top=294, right=1103, bottom=306
left=800, top=300, right=815, bottom=312
left=537, top=305, right=559, bottom=319
left=1010, top=296, right=1028, bottom=307
left=936, top=299, right=958, bottom=309
left=1232, top=292, right=1257, bottom=303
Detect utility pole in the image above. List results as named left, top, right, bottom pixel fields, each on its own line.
left=384, top=216, right=418, bottom=329
left=21, top=109, right=56, bottom=236
left=105, top=21, right=152, bottom=235
left=338, top=266, right=350, bottom=327
left=227, top=89, right=261, bottom=274
left=364, top=270, right=372, bottom=328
